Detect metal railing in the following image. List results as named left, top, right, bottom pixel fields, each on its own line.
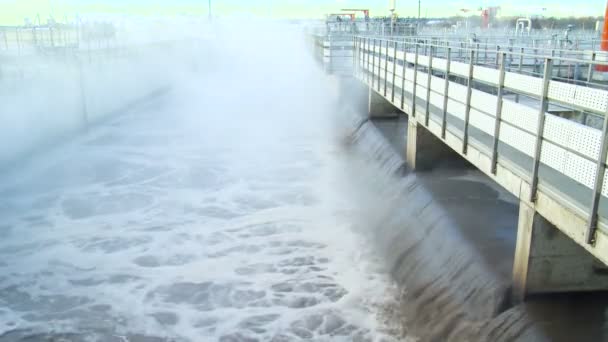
left=354, top=35, right=608, bottom=246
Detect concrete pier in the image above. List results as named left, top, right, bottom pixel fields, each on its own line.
left=368, top=86, right=399, bottom=119
left=406, top=120, right=458, bottom=171
left=512, top=201, right=608, bottom=302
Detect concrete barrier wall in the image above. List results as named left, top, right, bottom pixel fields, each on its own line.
left=0, top=44, right=200, bottom=168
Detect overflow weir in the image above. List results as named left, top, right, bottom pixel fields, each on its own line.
left=317, top=27, right=608, bottom=341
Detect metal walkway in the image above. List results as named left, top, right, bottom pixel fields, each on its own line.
left=353, top=36, right=608, bottom=265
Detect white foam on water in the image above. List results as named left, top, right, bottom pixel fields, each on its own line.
left=0, top=23, right=406, bottom=342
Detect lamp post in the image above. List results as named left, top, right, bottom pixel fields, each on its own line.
left=208, top=0, right=212, bottom=20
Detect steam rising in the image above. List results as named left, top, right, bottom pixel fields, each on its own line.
left=0, top=16, right=401, bottom=341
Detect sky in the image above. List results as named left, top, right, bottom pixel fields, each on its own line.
left=0, top=0, right=605, bottom=25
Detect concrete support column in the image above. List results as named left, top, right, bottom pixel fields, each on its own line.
left=368, top=86, right=398, bottom=119
left=406, top=119, right=458, bottom=171
left=512, top=201, right=608, bottom=302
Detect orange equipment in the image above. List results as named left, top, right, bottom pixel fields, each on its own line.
left=341, top=9, right=370, bottom=19
left=598, top=1, right=608, bottom=72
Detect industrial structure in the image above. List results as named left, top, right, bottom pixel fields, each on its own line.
left=311, top=0, right=608, bottom=302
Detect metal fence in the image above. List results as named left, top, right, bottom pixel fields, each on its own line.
left=354, top=35, right=608, bottom=246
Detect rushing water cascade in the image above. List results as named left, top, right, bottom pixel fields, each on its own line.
left=3, top=20, right=608, bottom=342
left=0, top=26, right=405, bottom=341
left=342, top=94, right=608, bottom=342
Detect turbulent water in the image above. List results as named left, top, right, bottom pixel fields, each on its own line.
left=0, top=28, right=405, bottom=341
left=4, top=21, right=608, bottom=342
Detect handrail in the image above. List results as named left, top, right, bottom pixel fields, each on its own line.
left=354, top=35, right=608, bottom=245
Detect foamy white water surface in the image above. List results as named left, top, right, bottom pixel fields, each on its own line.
left=0, top=26, right=402, bottom=341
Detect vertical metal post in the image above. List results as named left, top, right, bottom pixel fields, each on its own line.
left=586, top=106, right=608, bottom=245
left=362, top=38, right=366, bottom=76
left=459, top=42, right=463, bottom=60
left=529, top=58, right=554, bottom=202
left=377, top=39, right=382, bottom=92
left=484, top=41, right=488, bottom=64
left=366, top=38, right=371, bottom=84
left=441, top=47, right=451, bottom=139
left=371, top=39, right=376, bottom=87
left=353, top=37, right=358, bottom=77
left=534, top=47, right=539, bottom=75
left=491, top=53, right=507, bottom=174
left=392, top=40, right=397, bottom=102
left=476, top=43, right=480, bottom=64
left=384, top=39, right=389, bottom=96
left=463, top=49, right=475, bottom=155
left=15, top=28, right=21, bottom=56
left=412, top=44, right=420, bottom=118
left=356, top=37, right=361, bottom=78
left=516, top=47, right=524, bottom=103
left=401, top=41, right=407, bottom=110
left=355, top=37, right=363, bottom=77
left=495, top=45, right=500, bottom=68
left=588, top=51, right=596, bottom=83
left=425, top=45, right=434, bottom=126
left=557, top=48, right=563, bottom=78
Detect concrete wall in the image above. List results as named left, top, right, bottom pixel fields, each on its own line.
left=0, top=53, right=171, bottom=167
left=513, top=201, right=608, bottom=301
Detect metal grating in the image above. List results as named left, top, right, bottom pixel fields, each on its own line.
left=503, top=72, right=543, bottom=95
left=449, top=61, right=470, bottom=78
left=430, top=76, right=445, bottom=94
left=430, top=92, right=444, bottom=107
left=405, top=69, right=415, bottom=82
left=470, top=89, right=498, bottom=116
left=566, top=121, right=602, bottom=160
left=417, top=55, right=430, bottom=68
left=405, top=52, right=416, bottom=64
left=448, top=83, right=468, bottom=102
left=548, top=81, right=576, bottom=105
left=433, top=59, right=448, bottom=71
left=543, top=115, right=572, bottom=150
left=473, top=65, right=500, bottom=84
left=540, top=141, right=568, bottom=175
left=469, top=108, right=496, bottom=136
left=563, top=151, right=596, bottom=189
left=498, top=123, right=536, bottom=157
left=574, top=86, right=608, bottom=113
left=500, top=99, right=539, bottom=133
left=403, top=80, right=415, bottom=93
left=447, top=99, right=466, bottom=120
left=602, top=169, right=608, bottom=197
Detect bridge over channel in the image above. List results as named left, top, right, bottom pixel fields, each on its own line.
left=315, top=34, right=608, bottom=301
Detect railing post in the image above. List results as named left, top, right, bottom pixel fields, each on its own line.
left=495, top=45, right=501, bottom=68
left=516, top=47, right=524, bottom=103
left=588, top=51, right=596, bottom=83
left=412, top=43, right=420, bottom=118
left=392, top=40, right=397, bottom=102
left=463, top=49, right=475, bottom=155
left=371, top=38, right=376, bottom=88
left=377, top=39, right=382, bottom=92
left=357, top=37, right=362, bottom=77
left=586, top=106, right=608, bottom=245
left=441, top=47, right=451, bottom=139
left=491, top=52, right=507, bottom=174
left=353, top=36, right=358, bottom=77
left=425, top=45, right=434, bottom=127
left=401, top=40, right=407, bottom=110
left=530, top=58, right=554, bottom=202
left=366, top=38, right=371, bottom=84
left=384, top=39, right=389, bottom=96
